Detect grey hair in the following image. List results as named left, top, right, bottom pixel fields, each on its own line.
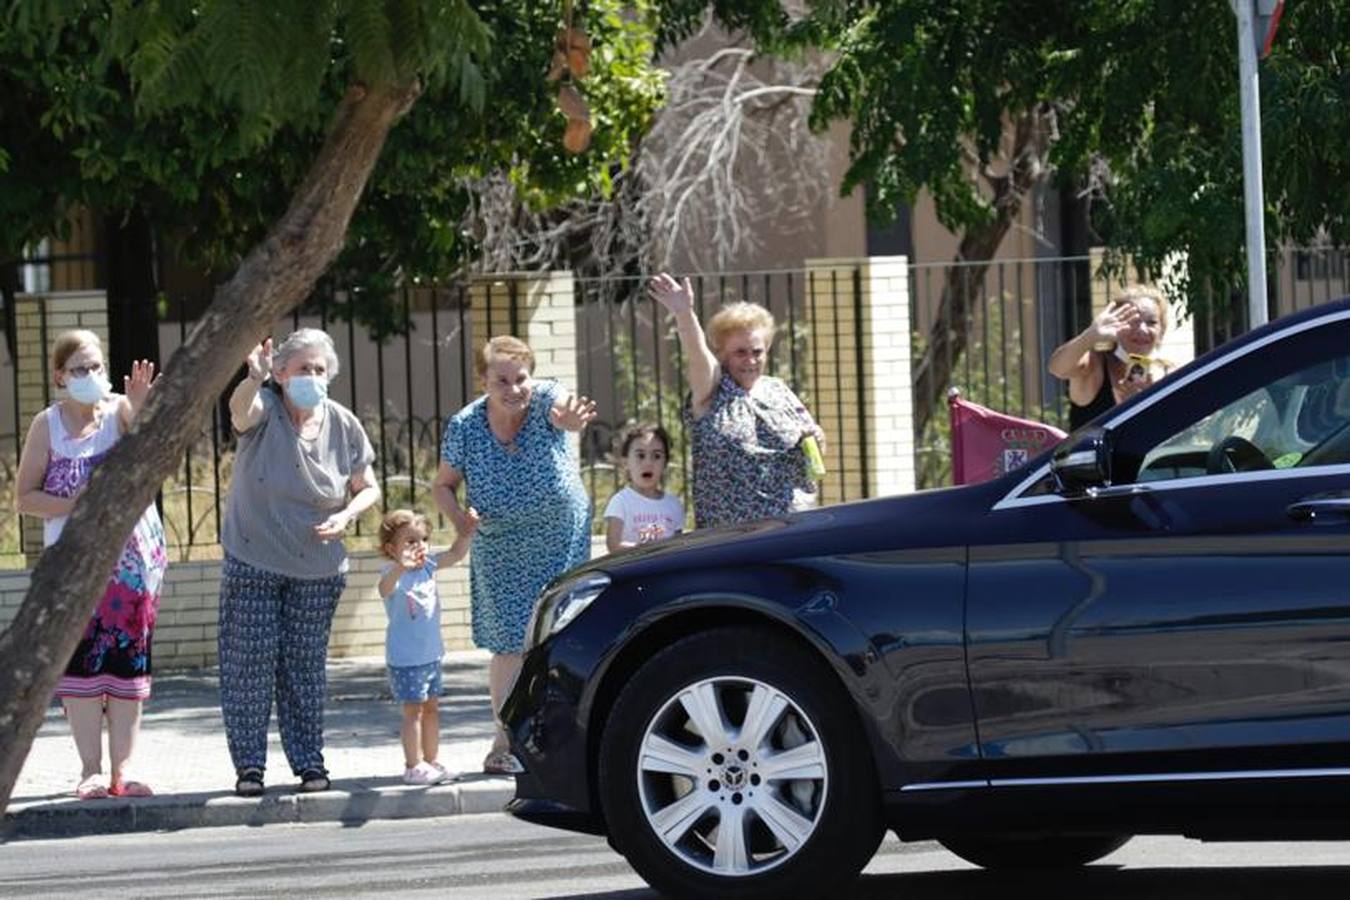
left=272, top=327, right=340, bottom=379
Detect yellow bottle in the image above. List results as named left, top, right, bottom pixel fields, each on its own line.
left=801, top=435, right=827, bottom=480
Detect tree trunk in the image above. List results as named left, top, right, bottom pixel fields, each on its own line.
left=0, top=79, right=421, bottom=812
left=911, top=108, right=1055, bottom=436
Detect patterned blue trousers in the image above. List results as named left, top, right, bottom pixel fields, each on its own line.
left=218, top=554, right=345, bottom=776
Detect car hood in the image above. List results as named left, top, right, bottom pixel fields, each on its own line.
left=578, top=477, right=1010, bottom=582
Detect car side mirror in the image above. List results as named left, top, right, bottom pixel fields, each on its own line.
left=1050, top=428, right=1112, bottom=495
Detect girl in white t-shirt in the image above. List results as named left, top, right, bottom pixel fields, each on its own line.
left=604, top=424, right=685, bottom=553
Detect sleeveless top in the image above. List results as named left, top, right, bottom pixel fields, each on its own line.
left=41, top=401, right=123, bottom=547
left=1068, top=352, right=1116, bottom=431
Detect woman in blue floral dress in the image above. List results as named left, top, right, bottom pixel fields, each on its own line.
left=434, top=335, right=595, bottom=773
left=649, top=273, right=826, bottom=527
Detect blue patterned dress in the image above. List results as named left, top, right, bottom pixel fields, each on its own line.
left=441, top=380, right=591, bottom=653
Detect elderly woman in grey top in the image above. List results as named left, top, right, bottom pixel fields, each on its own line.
left=218, top=328, right=380, bottom=797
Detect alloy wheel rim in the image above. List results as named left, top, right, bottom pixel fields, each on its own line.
left=636, top=676, right=829, bottom=877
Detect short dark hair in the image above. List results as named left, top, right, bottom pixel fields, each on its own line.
left=618, top=422, right=671, bottom=459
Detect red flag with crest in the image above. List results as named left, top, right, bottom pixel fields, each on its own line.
left=949, top=390, right=1067, bottom=485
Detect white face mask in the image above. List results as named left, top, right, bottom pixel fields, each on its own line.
left=66, top=372, right=111, bottom=405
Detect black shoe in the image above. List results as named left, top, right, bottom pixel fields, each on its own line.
left=234, top=767, right=265, bottom=797
left=297, top=768, right=331, bottom=793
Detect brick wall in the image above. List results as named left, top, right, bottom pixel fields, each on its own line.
left=470, top=271, right=579, bottom=387
left=0, top=536, right=607, bottom=671
left=469, top=271, right=582, bottom=459
left=804, top=256, right=915, bottom=503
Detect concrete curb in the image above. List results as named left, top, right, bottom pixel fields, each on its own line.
left=3, top=777, right=516, bottom=841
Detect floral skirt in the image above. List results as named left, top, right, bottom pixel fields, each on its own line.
left=55, top=506, right=167, bottom=702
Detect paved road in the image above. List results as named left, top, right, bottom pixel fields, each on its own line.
left=1, top=814, right=1347, bottom=898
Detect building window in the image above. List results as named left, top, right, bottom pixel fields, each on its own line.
left=22, top=239, right=52, bottom=293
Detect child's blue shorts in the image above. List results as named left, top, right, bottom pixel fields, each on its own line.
left=388, top=660, right=443, bottom=703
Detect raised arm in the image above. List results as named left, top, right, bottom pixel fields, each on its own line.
left=1048, top=303, right=1140, bottom=379
left=1047, top=303, right=1139, bottom=405
left=229, top=339, right=272, bottom=433
left=377, top=562, right=405, bottom=600
left=549, top=392, right=598, bottom=432
left=119, top=359, right=159, bottom=434
left=649, top=273, right=719, bottom=413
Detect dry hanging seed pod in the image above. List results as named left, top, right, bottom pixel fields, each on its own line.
left=557, top=84, right=589, bottom=121
left=563, top=118, right=593, bottom=154
left=557, top=26, right=591, bottom=53
left=566, top=44, right=591, bottom=78
left=546, top=49, right=568, bottom=81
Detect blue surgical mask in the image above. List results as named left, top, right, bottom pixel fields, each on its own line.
left=285, top=375, right=328, bottom=410
left=66, top=373, right=110, bottom=405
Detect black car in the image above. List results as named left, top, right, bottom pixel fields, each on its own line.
left=502, top=297, right=1350, bottom=897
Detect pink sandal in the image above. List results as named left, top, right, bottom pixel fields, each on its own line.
left=76, top=774, right=110, bottom=800
left=109, top=779, right=153, bottom=797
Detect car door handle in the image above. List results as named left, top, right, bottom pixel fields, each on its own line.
left=1286, top=498, right=1350, bottom=522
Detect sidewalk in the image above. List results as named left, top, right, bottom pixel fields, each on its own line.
left=3, top=651, right=515, bottom=841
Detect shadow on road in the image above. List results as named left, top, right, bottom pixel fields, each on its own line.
left=547, top=864, right=1350, bottom=900
left=851, top=865, right=1350, bottom=898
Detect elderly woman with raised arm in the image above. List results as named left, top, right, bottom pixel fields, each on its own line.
left=217, top=328, right=381, bottom=797
left=649, top=273, right=825, bottom=528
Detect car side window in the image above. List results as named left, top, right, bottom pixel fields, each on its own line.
left=1137, top=353, right=1350, bottom=483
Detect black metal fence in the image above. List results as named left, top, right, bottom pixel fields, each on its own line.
left=906, top=247, right=1350, bottom=488
left=572, top=269, right=870, bottom=518
left=4, top=248, right=1348, bottom=564
left=1, top=267, right=870, bottom=563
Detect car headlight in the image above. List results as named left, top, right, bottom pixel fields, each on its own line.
left=526, top=571, right=611, bottom=649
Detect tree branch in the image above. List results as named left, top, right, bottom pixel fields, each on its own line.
left=0, top=79, right=421, bottom=812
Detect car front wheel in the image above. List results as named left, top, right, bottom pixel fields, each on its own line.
left=598, top=626, right=883, bottom=899
left=939, top=834, right=1132, bottom=870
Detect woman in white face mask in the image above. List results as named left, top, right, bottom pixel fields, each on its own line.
left=14, top=329, right=166, bottom=800
left=217, top=327, right=381, bottom=797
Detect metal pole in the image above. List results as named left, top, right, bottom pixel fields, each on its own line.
left=1232, top=0, right=1269, bottom=328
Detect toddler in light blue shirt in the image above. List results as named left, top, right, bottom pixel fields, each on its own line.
left=378, top=507, right=477, bottom=785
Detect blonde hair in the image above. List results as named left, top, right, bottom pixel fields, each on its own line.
left=51, top=329, right=102, bottom=374
left=378, top=509, right=429, bottom=558
left=706, top=302, right=775, bottom=356
left=476, top=335, right=535, bottom=378
left=1110, top=285, right=1169, bottom=342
